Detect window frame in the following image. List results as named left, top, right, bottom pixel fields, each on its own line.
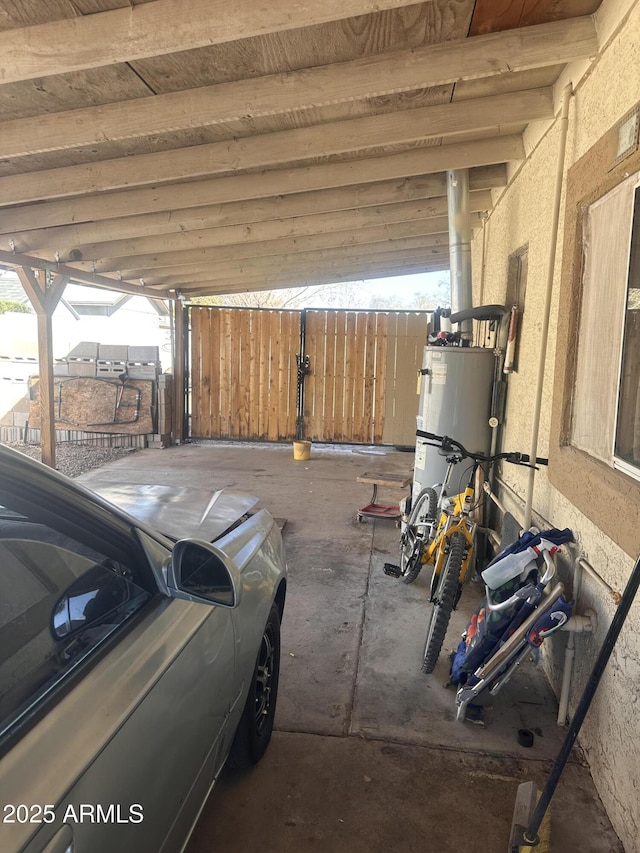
left=0, top=450, right=165, bottom=750
left=549, top=125, right=640, bottom=559
left=612, top=178, right=640, bottom=479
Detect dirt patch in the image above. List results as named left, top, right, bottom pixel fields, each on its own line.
left=2, top=441, right=139, bottom=478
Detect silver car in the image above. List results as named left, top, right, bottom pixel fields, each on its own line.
left=0, top=444, right=287, bottom=853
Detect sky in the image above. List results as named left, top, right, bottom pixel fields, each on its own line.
left=362, top=271, right=450, bottom=305
left=1, top=267, right=452, bottom=312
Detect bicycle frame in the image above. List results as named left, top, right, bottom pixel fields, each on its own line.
left=421, top=458, right=479, bottom=587
left=387, top=428, right=549, bottom=676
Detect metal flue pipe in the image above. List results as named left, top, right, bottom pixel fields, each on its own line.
left=447, top=169, right=473, bottom=342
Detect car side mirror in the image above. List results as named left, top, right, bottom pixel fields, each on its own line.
left=169, top=539, right=241, bottom=608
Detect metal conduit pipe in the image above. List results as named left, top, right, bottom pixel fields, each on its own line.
left=523, top=83, right=573, bottom=529
left=447, top=169, right=473, bottom=343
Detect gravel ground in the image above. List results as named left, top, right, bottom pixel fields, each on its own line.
left=3, top=441, right=139, bottom=478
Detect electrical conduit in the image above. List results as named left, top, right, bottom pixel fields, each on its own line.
left=523, top=84, right=573, bottom=528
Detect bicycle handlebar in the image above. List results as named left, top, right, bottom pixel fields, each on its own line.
left=415, top=429, right=548, bottom=468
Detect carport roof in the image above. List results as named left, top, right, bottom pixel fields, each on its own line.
left=0, top=0, right=602, bottom=299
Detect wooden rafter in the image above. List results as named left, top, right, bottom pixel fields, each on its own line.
left=0, top=141, right=520, bottom=235
left=180, top=262, right=450, bottom=297
left=63, top=193, right=491, bottom=269
left=0, top=91, right=549, bottom=206
left=0, top=0, right=604, bottom=301
left=152, top=242, right=450, bottom=284
left=78, top=224, right=458, bottom=277
left=0, top=0, right=425, bottom=84
left=0, top=18, right=595, bottom=159
left=8, top=169, right=505, bottom=252
left=0, top=250, right=166, bottom=299
left=118, top=220, right=460, bottom=281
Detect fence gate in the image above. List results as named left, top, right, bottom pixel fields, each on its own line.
left=190, top=307, right=299, bottom=440
left=303, top=310, right=387, bottom=444
left=189, top=306, right=428, bottom=445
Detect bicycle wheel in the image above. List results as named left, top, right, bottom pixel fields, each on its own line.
left=421, top=531, right=466, bottom=674
left=400, top=487, right=437, bottom=585
left=399, top=530, right=422, bottom=584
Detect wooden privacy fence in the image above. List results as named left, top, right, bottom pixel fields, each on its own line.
left=190, top=306, right=428, bottom=445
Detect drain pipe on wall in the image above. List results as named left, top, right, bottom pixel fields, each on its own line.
left=557, top=556, right=595, bottom=725
left=523, top=83, right=573, bottom=529
left=556, top=553, right=624, bottom=726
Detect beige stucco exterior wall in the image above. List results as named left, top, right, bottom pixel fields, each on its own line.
left=470, top=4, right=640, bottom=850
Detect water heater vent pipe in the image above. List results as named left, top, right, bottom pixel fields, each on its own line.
left=447, top=169, right=472, bottom=343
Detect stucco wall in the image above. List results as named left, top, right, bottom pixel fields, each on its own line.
left=471, top=5, right=640, bottom=850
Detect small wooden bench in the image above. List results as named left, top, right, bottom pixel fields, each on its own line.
left=356, top=471, right=412, bottom=522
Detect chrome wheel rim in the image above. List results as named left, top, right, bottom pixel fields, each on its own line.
left=254, top=627, right=275, bottom=735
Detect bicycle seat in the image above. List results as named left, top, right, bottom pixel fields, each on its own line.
left=449, top=304, right=506, bottom=325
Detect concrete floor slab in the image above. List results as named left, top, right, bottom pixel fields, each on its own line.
left=187, top=732, right=620, bottom=853
left=79, top=442, right=623, bottom=852
left=352, top=520, right=568, bottom=759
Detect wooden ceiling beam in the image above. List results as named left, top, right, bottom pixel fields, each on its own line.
left=0, top=250, right=167, bottom=299
left=177, top=261, right=450, bottom=297
left=8, top=171, right=505, bottom=252
left=133, top=230, right=452, bottom=284
left=0, top=17, right=596, bottom=159
left=120, top=219, right=459, bottom=280
left=0, top=151, right=511, bottom=235
left=62, top=193, right=491, bottom=267
left=80, top=215, right=464, bottom=275
left=145, top=241, right=450, bottom=284
left=0, top=91, right=549, bottom=206
left=0, top=0, right=424, bottom=85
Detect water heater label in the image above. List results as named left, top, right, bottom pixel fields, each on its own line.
left=415, top=443, right=427, bottom=469
left=431, top=363, right=447, bottom=385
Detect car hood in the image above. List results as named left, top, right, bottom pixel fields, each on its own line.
left=90, top=483, right=260, bottom=542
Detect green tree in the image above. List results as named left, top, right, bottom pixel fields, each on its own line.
left=0, top=300, right=32, bottom=314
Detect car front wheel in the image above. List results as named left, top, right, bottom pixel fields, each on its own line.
left=227, top=603, right=281, bottom=769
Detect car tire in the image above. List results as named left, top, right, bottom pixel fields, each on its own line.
left=227, top=603, right=281, bottom=769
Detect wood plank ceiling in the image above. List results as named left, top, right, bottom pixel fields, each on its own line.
left=0, top=0, right=602, bottom=300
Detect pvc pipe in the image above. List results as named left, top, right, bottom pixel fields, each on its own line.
left=523, top=83, right=572, bottom=529
left=558, top=555, right=618, bottom=725
left=557, top=643, right=575, bottom=727
left=579, top=557, right=622, bottom=605
left=560, top=613, right=596, bottom=633
left=557, top=549, right=583, bottom=725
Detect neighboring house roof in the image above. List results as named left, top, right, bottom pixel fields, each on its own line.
left=0, top=274, right=168, bottom=315
left=0, top=275, right=29, bottom=304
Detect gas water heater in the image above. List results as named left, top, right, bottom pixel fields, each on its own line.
left=412, top=346, right=495, bottom=500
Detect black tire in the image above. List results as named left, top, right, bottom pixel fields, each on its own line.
left=399, top=530, right=422, bottom=584
left=421, top=532, right=466, bottom=674
left=227, top=603, right=281, bottom=769
left=400, top=487, right=438, bottom=585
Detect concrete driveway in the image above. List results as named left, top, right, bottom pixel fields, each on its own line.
left=80, top=442, right=623, bottom=852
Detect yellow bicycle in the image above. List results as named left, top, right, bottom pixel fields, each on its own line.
left=385, top=431, right=545, bottom=673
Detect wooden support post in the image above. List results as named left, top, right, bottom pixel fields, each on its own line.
left=172, top=297, right=186, bottom=444
left=16, top=268, right=68, bottom=469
